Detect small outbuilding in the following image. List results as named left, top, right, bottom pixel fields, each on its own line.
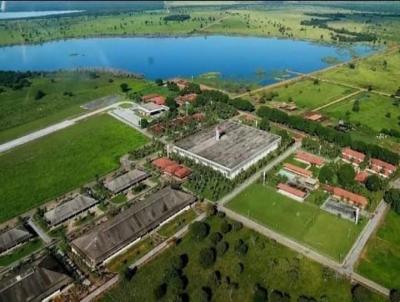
left=0, top=226, right=32, bottom=255
left=104, top=169, right=149, bottom=194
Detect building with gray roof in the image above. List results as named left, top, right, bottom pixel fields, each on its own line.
left=104, top=169, right=149, bottom=194
left=172, top=120, right=281, bottom=179
left=0, top=256, right=72, bottom=302
left=71, top=187, right=196, bottom=269
left=44, top=195, right=98, bottom=227
left=0, top=226, right=32, bottom=255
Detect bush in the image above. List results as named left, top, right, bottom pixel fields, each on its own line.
left=390, top=289, right=400, bottom=302
left=200, top=286, right=212, bottom=302
left=365, top=174, right=384, bottom=192
left=120, top=83, right=130, bottom=92
left=217, top=211, right=226, bottom=218
left=172, top=254, right=187, bottom=270
left=220, top=220, right=232, bottom=234
left=199, top=247, right=216, bottom=268
left=154, top=283, right=167, bottom=299
left=298, top=296, right=317, bottom=302
left=209, top=270, right=222, bottom=287
left=190, top=221, right=210, bottom=240
left=259, top=118, right=270, bottom=131
left=351, top=284, right=372, bottom=302
left=235, top=262, right=244, bottom=274
left=34, top=90, right=46, bottom=100
left=270, top=290, right=291, bottom=302
left=232, top=221, right=243, bottom=232
left=253, top=284, right=268, bottom=302
left=384, top=189, right=400, bottom=214
left=155, top=78, right=164, bottom=86
left=234, top=239, right=248, bottom=256
left=216, top=241, right=229, bottom=256
left=167, top=81, right=180, bottom=92
left=169, top=274, right=186, bottom=294
left=209, top=232, right=223, bottom=245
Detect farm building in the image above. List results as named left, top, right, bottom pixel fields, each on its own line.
left=355, top=171, right=369, bottom=183
left=341, top=147, right=365, bottom=166
left=0, top=256, right=72, bottom=302
left=323, top=185, right=368, bottom=209
left=152, top=158, right=191, bottom=179
left=172, top=121, right=281, bottom=179
left=104, top=169, right=149, bottom=194
left=277, top=183, right=307, bottom=202
left=44, top=195, right=99, bottom=227
left=295, top=151, right=325, bottom=167
left=283, top=163, right=313, bottom=178
left=71, top=187, right=196, bottom=269
left=175, top=93, right=198, bottom=105
left=0, top=226, right=33, bottom=255
left=142, top=94, right=166, bottom=106
left=368, top=158, right=397, bottom=178
left=136, top=103, right=169, bottom=117
left=305, top=112, right=323, bottom=122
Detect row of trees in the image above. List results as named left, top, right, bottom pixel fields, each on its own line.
left=194, top=90, right=254, bottom=113
left=0, top=70, right=35, bottom=90
left=257, top=106, right=399, bottom=165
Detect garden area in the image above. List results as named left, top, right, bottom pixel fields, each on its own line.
left=0, top=114, right=148, bottom=223
left=101, top=215, right=384, bottom=302
left=227, top=183, right=366, bottom=261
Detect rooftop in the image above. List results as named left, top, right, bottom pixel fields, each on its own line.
left=342, top=147, right=366, bottom=162
left=295, top=151, right=325, bottom=166
left=355, top=171, right=369, bottom=183
left=283, top=163, right=313, bottom=178
left=324, top=185, right=368, bottom=207
left=370, top=158, right=396, bottom=172
left=44, top=195, right=98, bottom=226
left=0, top=226, right=32, bottom=254
left=277, top=183, right=307, bottom=198
left=71, top=187, right=196, bottom=265
left=104, top=169, right=149, bottom=194
left=174, top=121, right=281, bottom=171
left=137, top=102, right=168, bottom=113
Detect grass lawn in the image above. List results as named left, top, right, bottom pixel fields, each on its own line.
left=356, top=210, right=400, bottom=289
left=227, top=183, right=365, bottom=261
left=101, top=215, right=385, bottom=302
left=0, top=239, right=43, bottom=267
left=0, top=114, right=148, bottom=223
left=157, top=209, right=198, bottom=238
left=322, top=93, right=400, bottom=134
left=0, top=71, right=155, bottom=144
left=320, top=49, right=400, bottom=95
left=262, top=79, right=355, bottom=110
left=111, top=194, right=128, bottom=204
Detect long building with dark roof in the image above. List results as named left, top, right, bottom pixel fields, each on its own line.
left=104, top=169, right=149, bottom=194
left=0, top=226, right=32, bottom=255
left=0, top=256, right=72, bottom=302
left=71, top=187, right=196, bottom=269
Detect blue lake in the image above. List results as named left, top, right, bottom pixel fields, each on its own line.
left=0, top=36, right=377, bottom=84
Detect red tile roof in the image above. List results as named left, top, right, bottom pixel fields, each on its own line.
left=277, top=183, right=306, bottom=198
left=176, top=93, right=198, bottom=105
left=152, top=157, right=175, bottom=170
left=370, top=158, right=396, bottom=176
left=142, top=94, right=159, bottom=101
left=305, top=113, right=322, bottom=121
left=296, top=151, right=325, bottom=166
left=192, top=112, right=205, bottom=122
left=324, top=185, right=368, bottom=207
left=342, top=147, right=365, bottom=163
left=152, top=96, right=166, bottom=106
left=164, top=163, right=180, bottom=175
left=283, top=163, right=313, bottom=178
left=355, top=171, right=369, bottom=183
left=174, top=166, right=191, bottom=179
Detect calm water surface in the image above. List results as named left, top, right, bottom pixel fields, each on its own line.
left=0, top=36, right=377, bottom=84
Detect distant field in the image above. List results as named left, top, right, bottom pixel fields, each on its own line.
left=0, top=114, right=148, bottom=223
left=322, top=93, right=400, bottom=133
left=261, top=79, right=355, bottom=110
left=319, top=49, right=400, bottom=95
left=357, top=210, right=400, bottom=289
left=227, top=183, right=365, bottom=261
left=101, top=215, right=384, bottom=302
left=0, top=71, right=153, bottom=144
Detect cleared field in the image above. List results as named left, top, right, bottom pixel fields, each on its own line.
left=262, top=79, right=355, bottom=110
left=101, top=216, right=385, bottom=302
left=319, top=49, right=400, bottom=95
left=357, top=210, right=400, bottom=289
left=322, top=93, right=400, bottom=133
left=0, top=114, right=148, bottom=223
left=0, top=71, right=154, bottom=144
left=227, top=183, right=365, bottom=261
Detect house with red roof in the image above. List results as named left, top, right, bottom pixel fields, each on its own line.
left=152, top=157, right=191, bottom=179
left=355, top=171, right=369, bottom=183
left=368, top=158, right=397, bottom=178
left=323, top=185, right=368, bottom=209
left=341, top=147, right=366, bottom=166
left=277, top=183, right=307, bottom=202
left=142, top=94, right=166, bottom=106
left=175, top=93, right=198, bottom=106
left=283, top=163, right=313, bottom=178
left=295, top=151, right=325, bottom=167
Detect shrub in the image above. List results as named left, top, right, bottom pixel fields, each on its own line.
left=199, top=247, right=216, bottom=268
left=154, top=283, right=167, bottom=299
left=298, top=296, right=317, bottom=302
left=155, top=78, right=164, bottom=86
left=169, top=274, right=186, bottom=295
left=209, top=270, right=221, bottom=287
left=232, top=221, right=243, bottom=232
left=217, top=211, right=226, bottom=218
left=200, top=286, right=212, bottom=302
left=235, top=262, right=244, bottom=274
left=209, top=232, right=223, bottom=245
left=34, top=90, right=46, bottom=100
left=253, top=284, right=268, bottom=302
left=365, top=174, right=384, bottom=192
left=234, top=239, right=249, bottom=256
left=270, top=290, right=291, bottom=302
left=220, top=220, right=232, bottom=234
left=351, top=284, right=372, bottom=302
left=259, top=117, right=270, bottom=131
left=190, top=221, right=210, bottom=240
left=172, top=254, right=187, bottom=270
left=390, top=289, right=400, bottom=302
left=216, top=241, right=229, bottom=256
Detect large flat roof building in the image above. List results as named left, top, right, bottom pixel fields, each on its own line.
left=0, top=256, right=72, bottom=302
left=44, top=195, right=99, bottom=227
left=172, top=121, right=281, bottom=179
left=71, top=187, right=196, bottom=269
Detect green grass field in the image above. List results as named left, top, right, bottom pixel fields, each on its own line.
left=0, top=71, right=155, bottom=144
left=0, top=239, right=42, bottom=267
left=101, top=215, right=385, bottom=302
left=0, top=114, right=148, bottom=223
left=259, top=79, right=355, bottom=110
left=322, top=93, right=400, bottom=133
left=227, top=183, right=365, bottom=261
left=320, top=49, right=400, bottom=95
left=356, top=210, right=400, bottom=289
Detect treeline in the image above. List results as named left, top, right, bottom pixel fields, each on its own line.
left=257, top=106, right=399, bottom=165
left=381, top=128, right=400, bottom=139
left=0, top=71, right=37, bottom=90
left=300, top=14, right=377, bottom=42
left=195, top=90, right=254, bottom=112
left=164, top=14, right=191, bottom=22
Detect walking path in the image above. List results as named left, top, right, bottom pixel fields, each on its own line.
left=312, top=90, right=362, bottom=112
left=0, top=100, right=134, bottom=154
left=81, top=212, right=206, bottom=302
